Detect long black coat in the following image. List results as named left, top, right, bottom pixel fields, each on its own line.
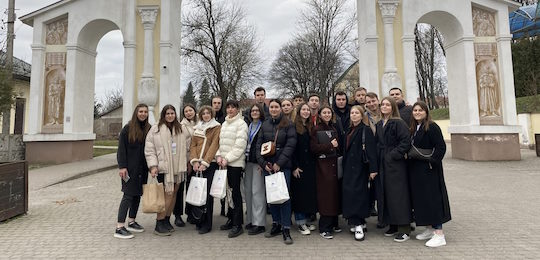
left=291, top=129, right=318, bottom=214
left=255, top=114, right=297, bottom=170
left=342, top=124, right=378, bottom=220
left=311, top=122, right=340, bottom=216
left=117, top=125, right=149, bottom=196
left=408, top=122, right=451, bottom=226
left=376, top=118, right=412, bottom=225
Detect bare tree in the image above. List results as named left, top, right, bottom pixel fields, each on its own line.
left=99, top=88, right=123, bottom=116
left=269, top=0, right=355, bottom=102
left=181, top=0, right=261, bottom=101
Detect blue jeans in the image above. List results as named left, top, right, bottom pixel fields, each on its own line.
left=432, top=224, right=442, bottom=230
left=265, top=169, right=292, bottom=229
left=295, top=212, right=307, bottom=225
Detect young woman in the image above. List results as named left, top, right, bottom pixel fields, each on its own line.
left=173, top=104, right=197, bottom=227
left=243, top=103, right=267, bottom=236
left=281, top=99, right=294, bottom=120
left=216, top=100, right=248, bottom=238
left=310, top=105, right=341, bottom=239
left=145, top=105, right=191, bottom=236
left=189, top=105, right=221, bottom=234
left=341, top=105, right=378, bottom=241
left=376, top=97, right=412, bottom=242
left=256, top=99, right=297, bottom=245
left=114, top=104, right=151, bottom=239
left=291, top=103, right=318, bottom=235
left=408, top=101, right=451, bottom=247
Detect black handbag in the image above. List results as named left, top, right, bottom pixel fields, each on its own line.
left=407, top=144, right=434, bottom=161
left=190, top=205, right=207, bottom=224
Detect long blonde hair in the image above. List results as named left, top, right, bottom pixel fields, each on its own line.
left=380, top=97, right=401, bottom=120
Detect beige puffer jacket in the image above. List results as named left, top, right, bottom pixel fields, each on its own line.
left=216, top=112, right=248, bottom=168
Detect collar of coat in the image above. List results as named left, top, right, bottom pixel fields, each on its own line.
left=194, top=118, right=220, bottom=137
left=224, top=112, right=243, bottom=124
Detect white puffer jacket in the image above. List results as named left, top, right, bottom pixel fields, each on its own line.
left=216, top=112, right=248, bottom=168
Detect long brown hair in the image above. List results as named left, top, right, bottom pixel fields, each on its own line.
left=181, top=103, right=198, bottom=123
left=294, top=103, right=312, bottom=134
left=349, top=105, right=369, bottom=127
left=158, top=104, right=182, bottom=135
left=409, top=101, right=432, bottom=134
left=316, top=105, right=336, bottom=126
left=128, top=104, right=151, bottom=143
left=380, top=97, right=401, bottom=120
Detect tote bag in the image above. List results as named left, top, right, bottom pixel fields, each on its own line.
left=265, top=171, right=290, bottom=204
left=210, top=169, right=227, bottom=199
left=186, top=172, right=207, bottom=206
left=142, top=175, right=166, bottom=213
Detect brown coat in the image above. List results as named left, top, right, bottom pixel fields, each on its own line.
left=189, top=119, right=221, bottom=167
left=310, top=122, right=340, bottom=216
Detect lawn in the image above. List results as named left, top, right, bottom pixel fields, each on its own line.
left=94, top=139, right=119, bottom=146
left=93, top=148, right=117, bottom=157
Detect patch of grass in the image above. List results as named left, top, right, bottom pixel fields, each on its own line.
left=515, top=95, right=540, bottom=114
left=94, top=139, right=119, bottom=147
left=93, top=148, right=117, bottom=158
left=431, top=107, right=450, bottom=120
left=29, top=163, right=56, bottom=170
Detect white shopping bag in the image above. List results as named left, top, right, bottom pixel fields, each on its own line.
left=210, top=169, right=227, bottom=199
left=265, top=171, right=290, bottom=204
left=186, top=172, right=207, bottom=206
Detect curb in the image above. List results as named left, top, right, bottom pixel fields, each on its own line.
left=41, top=164, right=118, bottom=189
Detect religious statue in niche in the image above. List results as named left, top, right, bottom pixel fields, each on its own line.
left=476, top=59, right=501, bottom=117
left=43, top=53, right=66, bottom=128
left=46, top=18, right=68, bottom=45
left=472, top=7, right=496, bottom=37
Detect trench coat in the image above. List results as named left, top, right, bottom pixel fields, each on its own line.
left=291, top=129, right=318, bottom=214
left=117, top=124, right=149, bottom=196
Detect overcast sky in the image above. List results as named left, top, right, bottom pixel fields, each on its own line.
left=2, top=0, right=356, bottom=101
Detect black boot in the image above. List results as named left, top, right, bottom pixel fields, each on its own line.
left=220, top=218, right=233, bottom=230
left=154, top=219, right=171, bottom=236
left=265, top=223, right=282, bottom=238
left=228, top=225, right=244, bottom=238
left=174, top=216, right=186, bottom=227
left=164, top=216, right=175, bottom=232
left=282, top=228, right=293, bottom=245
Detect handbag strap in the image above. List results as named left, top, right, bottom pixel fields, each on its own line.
left=273, top=128, right=280, bottom=143
left=362, top=127, right=366, bottom=151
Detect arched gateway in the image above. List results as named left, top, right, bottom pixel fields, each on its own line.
left=20, top=0, right=182, bottom=163
left=21, top=0, right=521, bottom=163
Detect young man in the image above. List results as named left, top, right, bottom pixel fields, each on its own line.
left=308, top=93, right=320, bottom=126
left=293, top=95, right=305, bottom=107
left=212, top=96, right=225, bottom=124
left=389, top=87, right=412, bottom=125
left=332, top=91, right=350, bottom=151
left=364, top=92, right=381, bottom=220
left=243, top=87, right=270, bottom=119
left=353, top=87, right=367, bottom=107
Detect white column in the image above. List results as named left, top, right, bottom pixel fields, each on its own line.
left=26, top=44, right=46, bottom=135
left=497, top=35, right=518, bottom=126
left=122, top=0, right=137, bottom=126
left=137, top=6, right=159, bottom=124
left=378, top=0, right=401, bottom=96
left=402, top=34, right=418, bottom=104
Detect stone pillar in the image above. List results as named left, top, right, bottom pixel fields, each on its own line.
left=401, top=34, right=418, bottom=105
left=137, top=6, right=159, bottom=124
left=378, top=0, right=401, bottom=95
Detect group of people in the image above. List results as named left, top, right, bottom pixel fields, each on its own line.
left=114, top=86, right=451, bottom=248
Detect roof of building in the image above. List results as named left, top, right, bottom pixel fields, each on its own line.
left=19, top=0, right=74, bottom=26
left=0, top=51, right=32, bottom=81
left=510, top=3, right=540, bottom=38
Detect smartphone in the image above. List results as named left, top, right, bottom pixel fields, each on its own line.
left=122, top=173, right=130, bottom=182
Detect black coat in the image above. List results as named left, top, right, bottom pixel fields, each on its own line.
left=398, top=102, right=413, bottom=127
left=291, top=129, right=318, bottom=214
left=342, top=124, right=378, bottom=220
left=117, top=125, right=149, bottom=196
left=408, top=122, right=451, bottom=226
left=376, top=118, right=412, bottom=225
left=255, top=114, right=297, bottom=170
left=245, top=120, right=263, bottom=164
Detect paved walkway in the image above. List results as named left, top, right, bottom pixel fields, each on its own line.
left=1, top=149, right=539, bottom=259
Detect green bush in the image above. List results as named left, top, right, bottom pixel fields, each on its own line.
left=431, top=107, right=449, bottom=120
left=515, top=95, right=540, bottom=114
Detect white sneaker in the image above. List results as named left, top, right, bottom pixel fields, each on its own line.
left=416, top=228, right=434, bottom=240
left=350, top=224, right=367, bottom=233
left=354, top=225, right=365, bottom=241
left=307, top=224, right=316, bottom=231
left=425, top=233, right=446, bottom=247
left=298, top=224, right=311, bottom=235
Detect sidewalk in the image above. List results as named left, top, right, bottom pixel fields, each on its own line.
left=28, top=153, right=117, bottom=191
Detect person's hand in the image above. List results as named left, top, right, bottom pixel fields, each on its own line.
left=193, top=162, right=200, bottom=172
left=272, top=163, right=281, bottom=172
left=293, top=168, right=303, bottom=178
left=264, top=162, right=272, bottom=172
left=369, top=172, right=378, bottom=180
left=331, top=138, right=338, bottom=148
left=150, top=167, right=158, bottom=177
left=119, top=168, right=128, bottom=179
left=199, top=164, right=207, bottom=171
left=257, top=165, right=262, bottom=174
left=221, top=159, right=228, bottom=167
left=216, top=156, right=223, bottom=166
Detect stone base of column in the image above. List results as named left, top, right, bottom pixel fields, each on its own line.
left=451, top=133, right=521, bottom=161
left=25, top=140, right=93, bottom=164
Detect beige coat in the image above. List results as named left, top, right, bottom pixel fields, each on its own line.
left=190, top=119, right=221, bottom=168
left=145, top=123, right=190, bottom=192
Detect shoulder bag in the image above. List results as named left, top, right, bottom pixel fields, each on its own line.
left=261, top=129, right=279, bottom=157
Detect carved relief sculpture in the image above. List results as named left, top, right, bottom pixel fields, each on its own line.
left=476, top=59, right=500, bottom=117
left=43, top=53, right=66, bottom=128
left=46, top=18, right=68, bottom=45
left=472, top=7, right=496, bottom=37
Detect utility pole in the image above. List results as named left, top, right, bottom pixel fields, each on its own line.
left=2, top=0, right=15, bottom=134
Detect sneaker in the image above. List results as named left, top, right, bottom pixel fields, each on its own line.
left=425, top=233, right=446, bottom=247
left=220, top=219, right=233, bottom=231
left=265, top=223, right=282, bottom=238
left=394, top=233, right=410, bottom=242
left=354, top=225, right=365, bottom=241
left=307, top=224, right=316, bottom=231
left=114, top=227, right=134, bottom=239
left=248, top=226, right=266, bottom=235
left=163, top=217, right=175, bottom=232
left=416, top=228, right=434, bottom=241
left=350, top=224, right=367, bottom=233
left=384, top=226, right=398, bottom=237
left=245, top=223, right=253, bottom=230
left=154, top=220, right=171, bottom=236
left=333, top=226, right=342, bottom=233
left=174, top=217, right=186, bottom=227
left=126, top=221, right=144, bottom=233
left=298, top=224, right=311, bottom=235
left=198, top=227, right=211, bottom=235
left=228, top=226, right=244, bottom=238
left=320, top=231, right=334, bottom=239
left=283, top=229, right=293, bottom=245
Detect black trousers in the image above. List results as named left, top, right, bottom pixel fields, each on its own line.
left=173, top=180, right=186, bottom=216
left=197, top=162, right=217, bottom=230
left=319, top=215, right=338, bottom=233
left=347, top=217, right=366, bottom=226
left=226, top=166, right=244, bottom=226
left=117, top=194, right=141, bottom=223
